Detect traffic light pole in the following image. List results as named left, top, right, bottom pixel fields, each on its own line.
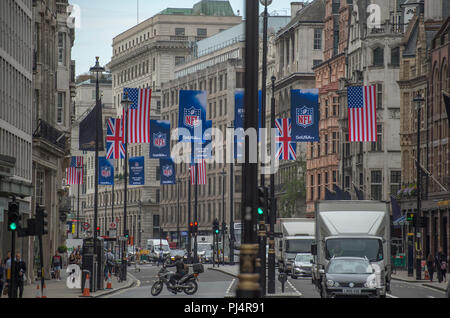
left=194, top=161, right=198, bottom=263
left=188, top=167, right=192, bottom=263
left=415, top=96, right=422, bottom=280
left=229, top=158, right=235, bottom=265
left=9, top=227, right=16, bottom=298
left=38, top=233, right=45, bottom=297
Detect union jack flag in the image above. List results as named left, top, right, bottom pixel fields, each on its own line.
left=190, top=160, right=207, bottom=185
left=122, top=88, right=152, bottom=144
left=275, top=118, right=297, bottom=161
left=106, top=118, right=125, bottom=159
left=66, top=156, right=83, bottom=185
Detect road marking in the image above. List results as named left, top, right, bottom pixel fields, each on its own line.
left=226, top=279, right=236, bottom=294
left=386, top=294, right=398, bottom=298
left=287, top=280, right=302, bottom=296
left=426, top=296, right=435, bottom=298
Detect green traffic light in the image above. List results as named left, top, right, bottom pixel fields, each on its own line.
left=215, top=229, right=219, bottom=234
left=10, top=222, right=17, bottom=231
left=258, top=208, right=264, bottom=215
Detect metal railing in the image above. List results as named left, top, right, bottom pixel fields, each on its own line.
left=32, top=119, right=66, bottom=150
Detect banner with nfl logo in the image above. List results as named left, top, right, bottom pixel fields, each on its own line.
left=291, top=89, right=320, bottom=142
left=98, top=157, right=114, bottom=185
left=150, top=120, right=171, bottom=158
left=193, top=120, right=213, bottom=161
left=160, top=158, right=176, bottom=185
left=129, top=156, right=145, bottom=185
left=178, top=90, right=207, bottom=143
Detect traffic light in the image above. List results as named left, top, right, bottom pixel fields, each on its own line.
left=189, top=222, right=194, bottom=233
left=35, top=205, right=48, bottom=235
left=8, top=201, right=20, bottom=231
left=194, top=221, right=198, bottom=233
left=406, top=212, right=415, bottom=223
left=124, top=229, right=129, bottom=238
left=213, top=218, right=219, bottom=235
left=257, top=186, right=268, bottom=219
left=96, top=226, right=101, bottom=236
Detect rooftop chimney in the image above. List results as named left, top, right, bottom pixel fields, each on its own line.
left=290, top=2, right=305, bottom=19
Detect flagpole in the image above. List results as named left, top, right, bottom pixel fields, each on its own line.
left=77, top=174, right=80, bottom=238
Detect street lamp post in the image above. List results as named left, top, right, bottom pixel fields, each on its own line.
left=413, top=92, right=424, bottom=280
left=268, top=75, right=276, bottom=294
left=89, top=56, right=104, bottom=288
left=221, top=168, right=226, bottom=265
left=121, top=91, right=133, bottom=279
left=177, top=177, right=180, bottom=248
left=229, top=122, right=235, bottom=266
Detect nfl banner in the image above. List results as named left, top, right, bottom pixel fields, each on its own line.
left=178, top=90, right=207, bottom=143
left=193, top=120, right=213, bottom=161
left=291, top=89, right=320, bottom=142
left=98, top=157, right=114, bottom=185
left=150, top=120, right=171, bottom=158
left=129, top=156, right=145, bottom=186
left=160, top=158, right=176, bottom=185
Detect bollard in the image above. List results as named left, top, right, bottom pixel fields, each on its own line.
left=278, top=272, right=287, bottom=293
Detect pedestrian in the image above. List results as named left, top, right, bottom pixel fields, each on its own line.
left=437, top=248, right=447, bottom=283
left=0, top=261, right=5, bottom=297
left=426, top=253, right=435, bottom=282
left=4, top=251, right=11, bottom=297
left=106, top=249, right=115, bottom=276
left=51, top=251, right=63, bottom=281
left=68, top=251, right=76, bottom=265
left=13, top=253, right=26, bottom=298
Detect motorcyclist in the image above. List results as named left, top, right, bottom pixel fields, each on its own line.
left=166, top=255, right=187, bottom=289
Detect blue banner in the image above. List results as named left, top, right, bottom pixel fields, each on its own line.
left=129, top=157, right=145, bottom=185
left=193, top=120, right=213, bottom=161
left=178, top=90, right=207, bottom=143
left=98, top=157, right=114, bottom=185
left=291, top=89, right=320, bottom=142
left=160, top=158, right=176, bottom=185
left=150, top=120, right=171, bottom=158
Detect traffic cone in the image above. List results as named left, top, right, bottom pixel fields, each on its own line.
left=35, top=283, right=41, bottom=298
left=424, top=270, right=429, bottom=280
left=41, top=282, right=47, bottom=298
left=82, top=273, right=91, bottom=297
left=106, top=272, right=112, bottom=289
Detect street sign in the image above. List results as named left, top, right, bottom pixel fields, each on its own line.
left=109, top=229, right=117, bottom=238
left=83, top=222, right=90, bottom=230
left=407, top=233, right=414, bottom=236
left=110, top=222, right=116, bottom=229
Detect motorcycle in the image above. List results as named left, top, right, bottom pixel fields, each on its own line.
left=150, top=262, right=199, bottom=296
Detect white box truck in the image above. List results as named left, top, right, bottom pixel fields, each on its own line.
left=275, top=218, right=315, bottom=274
left=311, top=201, right=391, bottom=297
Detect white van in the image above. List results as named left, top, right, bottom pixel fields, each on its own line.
left=147, top=239, right=170, bottom=261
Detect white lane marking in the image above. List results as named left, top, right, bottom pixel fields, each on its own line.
left=426, top=296, right=435, bottom=298
left=226, top=279, right=236, bottom=295
left=386, top=294, right=398, bottom=298
left=287, top=280, right=302, bottom=296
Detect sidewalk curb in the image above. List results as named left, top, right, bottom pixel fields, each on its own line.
left=92, top=273, right=138, bottom=298
left=392, top=276, right=447, bottom=292
left=422, top=283, right=447, bottom=292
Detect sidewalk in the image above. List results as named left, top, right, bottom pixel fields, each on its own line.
left=391, top=269, right=448, bottom=292
left=21, top=268, right=137, bottom=298
left=206, top=264, right=302, bottom=298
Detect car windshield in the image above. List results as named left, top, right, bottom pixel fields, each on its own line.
left=325, top=238, right=383, bottom=261
left=286, top=239, right=314, bottom=253
left=198, top=244, right=212, bottom=252
left=295, top=254, right=313, bottom=263
left=327, top=259, right=373, bottom=274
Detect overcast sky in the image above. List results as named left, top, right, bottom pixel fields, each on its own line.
left=70, top=0, right=305, bottom=75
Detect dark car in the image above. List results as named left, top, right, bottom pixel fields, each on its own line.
left=322, top=257, right=380, bottom=298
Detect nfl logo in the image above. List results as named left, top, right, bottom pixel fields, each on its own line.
left=153, top=132, right=166, bottom=148
left=296, top=106, right=314, bottom=128
left=101, top=167, right=111, bottom=178
left=163, top=165, right=173, bottom=177
left=184, top=107, right=201, bottom=128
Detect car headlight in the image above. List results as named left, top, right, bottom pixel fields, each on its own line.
left=365, top=277, right=377, bottom=288
left=326, top=280, right=335, bottom=287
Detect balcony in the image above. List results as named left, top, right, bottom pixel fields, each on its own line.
left=33, top=119, right=66, bottom=151
left=364, top=23, right=407, bottom=37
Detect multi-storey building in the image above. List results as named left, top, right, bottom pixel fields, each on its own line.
left=338, top=0, right=405, bottom=209
left=161, top=15, right=291, bottom=247
left=272, top=0, right=325, bottom=217
left=106, top=0, right=241, bottom=246
left=398, top=0, right=450, bottom=262
left=0, top=0, right=34, bottom=280
left=308, top=0, right=351, bottom=215
left=31, top=0, right=75, bottom=278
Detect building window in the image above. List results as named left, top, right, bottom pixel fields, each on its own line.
left=373, top=47, right=384, bottom=66
left=371, top=170, right=382, bottom=200
left=376, top=83, right=383, bottom=108
left=57, top=92, right=65, bottom=124
left=58, top=32, right=66, bottom=65
left=391, top=47, right=400, bottom=66
left=371, top=125, right=382, bottom=151
left=197, top=28, right=207, bottom=37
left=314, top=29, right=322, bottom=50
left=236, top=72, right=244, bottom=88
left=390, top=171, right=401, bottom=195
left=313, top=59, right=322, bottom=67
left=175, top=28, right=185, bottom=36
left=36, top=170, right=45, bottom=206
left=175, top=56, right=185, bottom=66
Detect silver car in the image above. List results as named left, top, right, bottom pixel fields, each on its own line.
left=291, top=253, right=313, bottom=278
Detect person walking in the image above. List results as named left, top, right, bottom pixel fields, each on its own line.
left=4, top=251, right=11, bottom=297
left=51, top=251, right=63, bottom=281
left=0, top=261, right=5, bottom=297
left=426, top=253, right=435, bottom=282
left=13, top=253, right=26, bottom=298
left=106, top=249, right=115, bottom=276
left=437, top=248, right=447, bottom=283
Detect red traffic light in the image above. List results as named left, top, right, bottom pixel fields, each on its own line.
left=194, top=221, right=198, bottom=226
left=189, top=222, right=194, bottom=227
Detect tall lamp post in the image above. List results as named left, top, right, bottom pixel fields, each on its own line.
left=89, top=57, right=104, bottom=287
left=221, top=168, right=226, bottom=265
left=177, top=177, right=180, bottom=248
left=228, top=122, right=235, bottom=265
left=268, top=75, right=276, bottom=294
left=121, top=91, right=133, bottom=279
left=413, top=92, right=424, bottom=280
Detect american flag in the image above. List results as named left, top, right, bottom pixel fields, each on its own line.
left=275, top=118, right=297, bottom=160
left=190, top=160, right=207, bottom=185
left=106, top=118, right=125, bottom=159
left=122, top=88, right=152, bottom=144
left=66, top=156, right=83, bottom=185
left=347, top=85, right=377, bottom=142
